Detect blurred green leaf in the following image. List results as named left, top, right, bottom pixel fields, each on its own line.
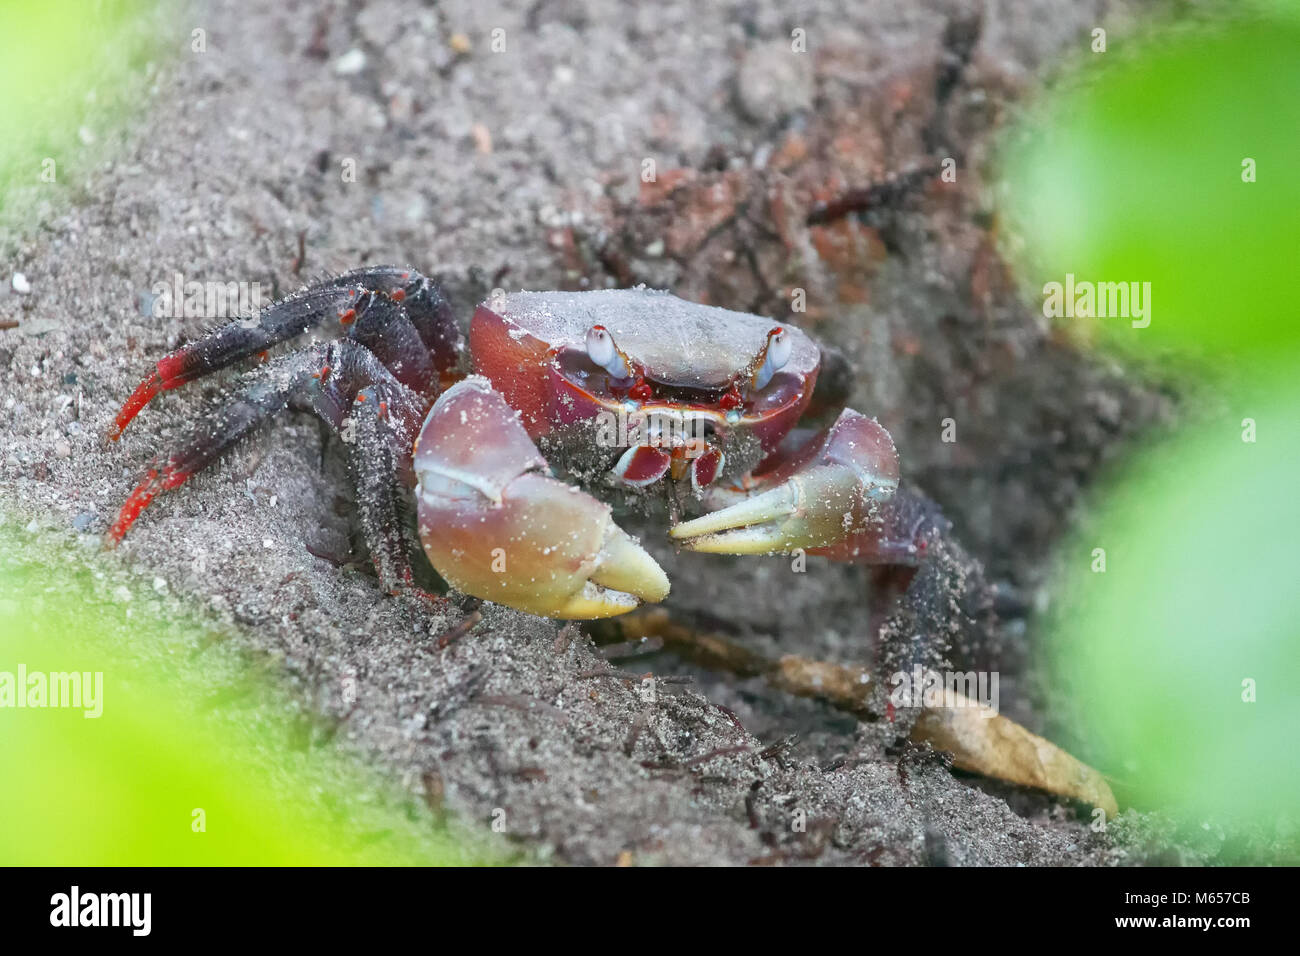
left=1003, top=14, right=1300, bottom=363
left=1006, top=11, right=1300, bottom=846
left=1046, top=375, right=1300, bottom=830
left=0, top=525, right=489, bottom=865
left=0, top=0, right=160, bottom=221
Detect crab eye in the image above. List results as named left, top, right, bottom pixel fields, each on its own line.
left=753, top=327, right=792, bottom=390
left=768, top=328, right=792, bottom=369
left=586, top=325, right=632, bottom=380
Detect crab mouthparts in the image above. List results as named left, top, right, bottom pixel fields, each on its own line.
left=611, top=438, right=727, bottom=494
left=555, top=349, right=802, bottom=423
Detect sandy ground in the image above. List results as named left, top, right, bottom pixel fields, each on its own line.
left=0, top=0, right=1235, bottom=864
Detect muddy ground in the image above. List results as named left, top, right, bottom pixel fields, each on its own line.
left=0, top=0, right=1241, bottom=864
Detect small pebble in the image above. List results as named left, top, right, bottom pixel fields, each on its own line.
left=263, top=538, right=274, bottom=550
left=736, top=40, right=814, bottom=124
left=54, top=439, right=71, bottom=458
left=334, top=49, right=367, bottom=75
left=113, top=585, right=132, bottom=603
left=11, top=272, right=31, bottom=295
left=152, top=576, right=168, bottom=593
left=72, top=512, right=96, bottom=532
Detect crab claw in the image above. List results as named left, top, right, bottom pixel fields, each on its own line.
left=670, top=410, right=900, bottom=555
left=414, top=377, right=669, bottom=618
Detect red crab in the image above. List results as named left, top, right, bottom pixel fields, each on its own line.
left=108, top=268, right=938, bottom=618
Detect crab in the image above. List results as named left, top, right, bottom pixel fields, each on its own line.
left=108, top=267, right=941, bottom=619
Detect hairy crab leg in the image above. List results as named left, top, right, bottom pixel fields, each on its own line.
left=108, top=340, right=425, bottom=551
left=110, top=267, right=456, bottom=440
left=328, top=267, right=463, bottom=378
left=345, top=381, right=429, bottom=593
left=340, top=293, right=436, bottom=395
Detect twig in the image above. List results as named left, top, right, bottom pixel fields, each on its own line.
left=599, top=635, right=665, bottom=661
left=757, top=734, right=799, bottom=761
left=623, top=706, right=653, bottom=757
left=682, top=745, right=753, bottom=768
left=434, top=610, right=481, bottom=650
left=599, top=608, right=872, bottom=713
left=472, top=693, right=568, bottom=723
left=576, top=667, right=692, bottom=685
left=601, top=607, right=1119, bottom=815
left=290, top=230, right=307, bottom=275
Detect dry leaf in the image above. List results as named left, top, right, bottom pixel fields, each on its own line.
left=912, top=691, right=1118, bottom=817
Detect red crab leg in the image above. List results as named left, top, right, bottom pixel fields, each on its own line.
left=110, top=268, right=458, bottom=440
left=108, top=341, right=426, bottom=551
left=330, top=266, right=463, bottom=376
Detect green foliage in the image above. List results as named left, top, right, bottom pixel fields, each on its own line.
left=0, top=0, right=161, bottom=224
left=1002, top=12, right=1300, bottom=366
left=1046, top=380, right=1300, bottom=828
left=1006, top=9, right=1300, bottom=839
left=0, top=526, right=486, bottom=865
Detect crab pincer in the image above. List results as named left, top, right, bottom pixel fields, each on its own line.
left=669, top=409, right=901, bottom=556
left=413, top=377, right=670, bottom=618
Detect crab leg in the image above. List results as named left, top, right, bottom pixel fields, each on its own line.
left=110, top=268, right=455, bottom=440
left=413, top=377, right=669, bottom=618
left=670, top=409, right=917, bottom=559
left=343, top=380, right=428, bottom=592
left=108, top=341, right=425, bottom=558
left=329, top=267, right=463, bottom=378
